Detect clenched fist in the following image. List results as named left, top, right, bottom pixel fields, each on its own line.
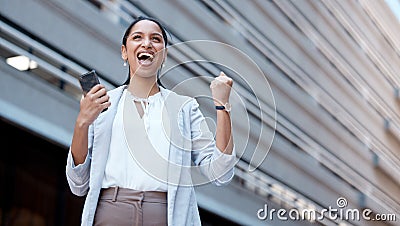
left=210, top=71, right=233, bottom=106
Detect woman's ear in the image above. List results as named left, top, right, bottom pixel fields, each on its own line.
left=121, top=45, right=128, bottom=61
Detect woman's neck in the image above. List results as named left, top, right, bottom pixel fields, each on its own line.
left=127, top=75, right=160, bottom=98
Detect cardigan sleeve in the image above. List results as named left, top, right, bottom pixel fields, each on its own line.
left=65, top=123, right=94, bottom=196
left=189, top=99, right=236, bottom=186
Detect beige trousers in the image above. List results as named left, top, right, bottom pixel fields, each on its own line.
left=94, top=187, right=167, bottom=226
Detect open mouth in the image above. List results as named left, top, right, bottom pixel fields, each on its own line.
left=137, top=52, right=154, bottom=65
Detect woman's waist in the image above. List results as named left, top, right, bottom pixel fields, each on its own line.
left=100, top=186, right=167, bottom=204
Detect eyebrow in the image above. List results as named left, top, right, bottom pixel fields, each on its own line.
left=130, top=31, right=163, bottom=37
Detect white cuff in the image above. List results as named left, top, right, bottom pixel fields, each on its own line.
left=66, top=149, right=90, bottom=184
left=211, top=146, right=237, bottom=185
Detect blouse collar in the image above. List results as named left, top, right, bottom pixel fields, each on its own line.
left=124, top=85, right=169, bottom=103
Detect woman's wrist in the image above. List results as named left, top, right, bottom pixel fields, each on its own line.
left=215, top=102, right=231, bottom=113
left=76, top=116, right=91, bottom=130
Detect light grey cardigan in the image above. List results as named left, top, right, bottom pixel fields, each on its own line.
left=66, top=85, right=235, bottom=226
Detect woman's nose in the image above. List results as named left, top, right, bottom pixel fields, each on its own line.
left=141, top=38, right=151, bottom=48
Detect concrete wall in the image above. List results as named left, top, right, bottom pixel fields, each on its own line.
left=1, top=0, right=399, bottom=225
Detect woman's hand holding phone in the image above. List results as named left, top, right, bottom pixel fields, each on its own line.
left=77, top=84, right=111, bottom=128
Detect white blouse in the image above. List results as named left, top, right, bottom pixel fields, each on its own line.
left=101, top=88, right=170, bottom=191
left=101, top=87, right=236, bottom=191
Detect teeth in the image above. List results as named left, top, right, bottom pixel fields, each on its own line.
left=138, top=52, right=154, bottom=59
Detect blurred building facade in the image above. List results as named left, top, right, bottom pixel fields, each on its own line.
left=0, top=0, right=399, bottom=225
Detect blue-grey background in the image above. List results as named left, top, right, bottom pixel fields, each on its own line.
left=1, top=1, right=399, bottom=225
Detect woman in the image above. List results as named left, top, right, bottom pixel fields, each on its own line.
left=66, top=16, right=235, bottom=226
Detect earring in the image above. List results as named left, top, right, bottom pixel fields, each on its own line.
left=123, top=60, right=127, bottom=67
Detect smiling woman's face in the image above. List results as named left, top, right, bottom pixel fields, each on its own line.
left=121, top=20, right=167, bottom=78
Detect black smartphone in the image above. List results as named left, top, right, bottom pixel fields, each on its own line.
left=79, top=70, right=100, bottom=95
left=79, top=70, right=108, bottom=112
